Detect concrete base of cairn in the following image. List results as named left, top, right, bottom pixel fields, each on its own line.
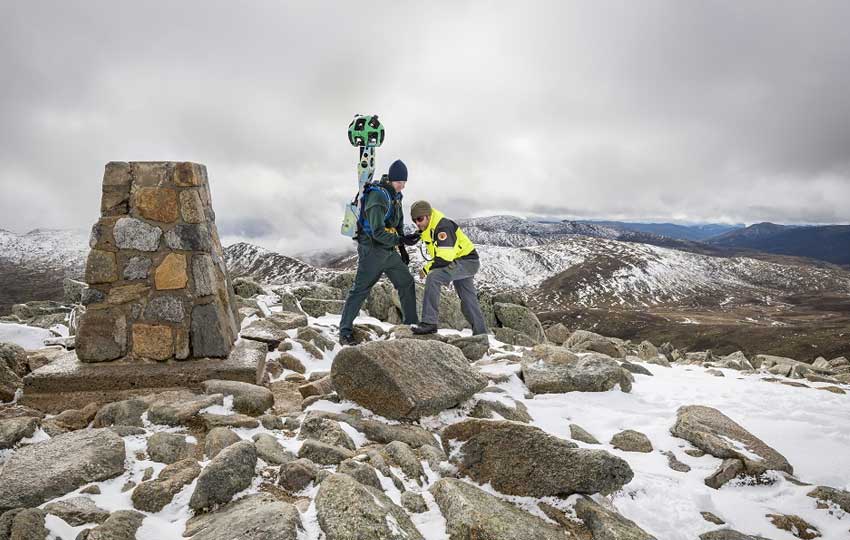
left=21, top=340, right=267, bottom=413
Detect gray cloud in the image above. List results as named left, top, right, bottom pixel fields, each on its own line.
left=2, top=1, right=849, bottom=255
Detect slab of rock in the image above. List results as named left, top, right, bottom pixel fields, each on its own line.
left=575, top=496, right=657, bottom=539
left=469, top=395, right=532, bottom=423
left=43, top=496, right=109, bottom=525
left=232, top=277, right=263, bottom=298
left=1, top=360, right=23, bottom=402
left=278, top=458, right=319, bottom=493
left=183, top=493, right=301, bottom=540
left=447, top=334, right=490, bottom=361
left=204, top=427, right=241, bottom=459
left=433, top=477, right=570, bottom=538
left=705, top=458, right=746, bottom=489
left=316, top=473, right=424, bottom=540
left=400, top=492, right=427, bottom=514
left=621, top=360, right=653, bottom=376
left=766, top=513, right=820, bottom=540
left=701, top=511, right=725, bottom=525
left=493, top=302, right=546, bottom=343
left=381, top=441, right=425, bottom=484
left=190, top=440, right=257, bottom=510
left=132, top=458, right=201, bottom=512
left=807, top=485, right=850, bottom=513
left=752, top=354, right=800, bottom=370
left=0, top=417, right=39, bottom=449
left=252, top=433, right=295, bottom=465
left=308, top=410, right=439, bottom=448
left=78, top=509, right=145, bottom=540
left=202, top=379, right=273, bottom=416
left=274, top=353, right=306, bottom=375
left=0, top=343, right=27, bottom=376
left=47, top=402, right=99, bottom=432
left=146, top=393, right=223, bottom=426
left=292, top=283, right=343, bottom=301
left=570, top=423, right=601, bottom=444
left=331, top=339, right=487, bottom=420
left=298, top=439, right=355, bottom=465
left=610, top=430, right=653, bottom=453
left=298, top=375, right=335, bottom=399
left=338, top=459, right=382, bottom=490
left=0, top=508, right=48, bottom=540
left=494, top=326, right=536, bottom=347
left=300, top=297, right=345, bottom=317
left=637, top=340, right=670, bottom=367
left=662, top=450, right=691, bottom=473
left=269, top=380, right=303, bottom=414
left=671, top=405, right=793, bottom=476
left=240, top=318, right=292, bottom=347
left=442, top=419, right=633, bottom=497
left=201, top=413, right=259, bottom=430
left=565, top=330, right=625, bottom=358
left=92, top=398, right=148, bottom=427
left=0, top=429, right=125, bottom=512
left=0, top=404, right=44, bottom=421
left=298, top=415, right=356, bottom=450
left=522, top=346, right=633, bottom=394
left=296, top=327, right=335, bottom=351
left=147, top=432, right=195, bottom=464
left=719, top=351, right=754, bottom=371
left=544, top=323, right=571, bottom=345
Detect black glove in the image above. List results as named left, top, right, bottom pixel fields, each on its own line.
left=398, top=243, right=411, bottom=265
left=402, top=231, right=421, bottom=246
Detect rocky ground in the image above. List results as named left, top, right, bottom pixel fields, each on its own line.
left=1, top=277, right=850, bottom=539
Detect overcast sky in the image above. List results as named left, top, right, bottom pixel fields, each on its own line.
left=2, top=1, right=849, bottom=255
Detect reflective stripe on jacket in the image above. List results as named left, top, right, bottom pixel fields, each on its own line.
left=421, top=208, right=478, bottom=274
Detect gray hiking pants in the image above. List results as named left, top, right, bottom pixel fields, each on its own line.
left=421, top=257, right=488, bottom=335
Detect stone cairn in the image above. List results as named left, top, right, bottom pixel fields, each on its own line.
left=75, top=162, right=239, bottom=362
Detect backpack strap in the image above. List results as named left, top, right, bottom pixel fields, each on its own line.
left=357, top=184, right=393, bottom=236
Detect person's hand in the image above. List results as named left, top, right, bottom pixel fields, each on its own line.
left=402, top=232, right=421, bottom=246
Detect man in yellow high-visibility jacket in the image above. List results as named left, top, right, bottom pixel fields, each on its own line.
left=408, top=200, right=488, bottom=335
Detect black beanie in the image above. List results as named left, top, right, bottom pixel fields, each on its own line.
left=388, top=160, right=408, bottom=182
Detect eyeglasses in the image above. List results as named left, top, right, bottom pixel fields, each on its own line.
left=413, top=215, right=428, bottom=223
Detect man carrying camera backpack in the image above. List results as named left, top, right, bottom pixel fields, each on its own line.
left=337, top=160, right=419, bottom=346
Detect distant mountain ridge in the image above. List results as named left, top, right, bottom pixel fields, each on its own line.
left=3, top=220, right=849, bottom=317
left=457, top=215, right=620, bottom=247
left=706, top=223, right=850, bottom=265
left=223, top=242, right=331, bottom=284
left=578, top=220, right=743, bottom=241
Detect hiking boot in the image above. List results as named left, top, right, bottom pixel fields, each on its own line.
left=411, top=323, right=438, bottom=335
left=338, top=334, right=357, bottom=346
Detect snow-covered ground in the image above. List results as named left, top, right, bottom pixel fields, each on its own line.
left=522, top=363, right=850, bottom=539
left=0, top=323, right=56, bottom=350
left=3, top=312, right=849, bottom=539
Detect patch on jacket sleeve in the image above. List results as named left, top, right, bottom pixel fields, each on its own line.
left=437, top=231, right=448, bottom=241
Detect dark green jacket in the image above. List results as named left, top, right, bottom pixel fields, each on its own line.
left=359, top=182, right=404, bottom=249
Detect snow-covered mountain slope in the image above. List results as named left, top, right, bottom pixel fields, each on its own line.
left=223, top=242, right=332, bottom=284
left=3, top=224, right=849, bottom=316
left=468, top=236, right=850, bottom=309
left=458, top=215, right=620, bottom=247
left=0, top=228, right=89, bottom=276
left=0, top=229, right=91, bottom=314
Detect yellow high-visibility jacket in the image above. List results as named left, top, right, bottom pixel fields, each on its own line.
left=421, top=208, right=478, bottom=274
